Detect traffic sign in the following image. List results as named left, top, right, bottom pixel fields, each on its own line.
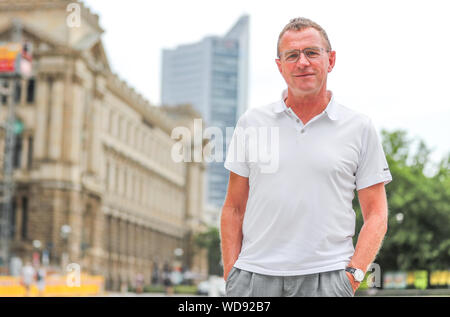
left=0, top=42, right=32, bottom=78
left=13, top=120, right=24, bottom=135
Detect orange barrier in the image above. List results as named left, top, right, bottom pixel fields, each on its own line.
left=0, top=274, right=104, bottom=297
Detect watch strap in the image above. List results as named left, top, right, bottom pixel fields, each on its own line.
left=346, top=266, right=364, bottom=282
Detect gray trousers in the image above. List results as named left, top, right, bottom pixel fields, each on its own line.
left=226, top=267, right=354, bottom=297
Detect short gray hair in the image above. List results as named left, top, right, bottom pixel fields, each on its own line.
left=277, top=17, right=332, bottom=57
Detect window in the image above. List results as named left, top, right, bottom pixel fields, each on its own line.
left=105, top=161, right=110, bottom=189
left=81, top=205, right=92, bottom=258
left=10, top=200, right=17, bottom=238
left=27, top=136, right=33, bottom=169
left=109, top=110, right=114, bottom=135
left=26, top=79, right=35, bottom=103
left=21, top=197, right=28, bottom=239
left=14, top=81, right=21, bottom=103
left=13, top=135, right=22, bottom=169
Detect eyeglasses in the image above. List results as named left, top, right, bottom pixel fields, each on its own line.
left=278, top=47, right=330, bottom=63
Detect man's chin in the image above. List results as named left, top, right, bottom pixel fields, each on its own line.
left=289, top=86, right=319, bottom=95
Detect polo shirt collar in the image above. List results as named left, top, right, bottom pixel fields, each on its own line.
left=273, top=89, right=340, bottom=121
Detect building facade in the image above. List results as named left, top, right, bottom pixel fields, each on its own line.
left=161, top=15, right=249, bottom=209
left=0, top=0, right=207, bottom=291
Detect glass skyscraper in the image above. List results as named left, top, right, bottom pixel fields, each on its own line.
left=161, top=15, right=249, bottom=208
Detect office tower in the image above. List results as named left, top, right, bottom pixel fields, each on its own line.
left=162, top=15, right=249, bottom=209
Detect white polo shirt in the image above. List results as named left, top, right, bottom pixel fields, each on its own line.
left=224, top=91, right=392, bottom=276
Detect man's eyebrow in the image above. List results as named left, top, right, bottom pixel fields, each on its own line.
left=285, top=46, right=321, bottom=52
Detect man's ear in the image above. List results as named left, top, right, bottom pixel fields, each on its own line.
left=275, top=58, right=282, bottom=74
left=328, top=51, right=336, bottom=73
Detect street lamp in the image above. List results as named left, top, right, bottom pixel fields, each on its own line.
left=32, top=240, right=41, bottom=267
left=174, top=248, right=184, bottom=268
left=32, top=240, right=41, bottom=249
left=60, top=225, right=71, bottom=271
left=172, top=248, right=184, bottom=285
left=174, top=248, right=184, bottom=257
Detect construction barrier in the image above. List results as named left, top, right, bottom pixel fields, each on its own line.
left=381, top=270, right=450, bottom=290
left=0, top=274, right=104, bottom=297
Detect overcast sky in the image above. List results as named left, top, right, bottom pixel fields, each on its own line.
left=84, top=0, right=449, bottom=170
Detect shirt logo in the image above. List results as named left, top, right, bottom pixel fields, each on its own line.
left=383, top=168, right=389, bottom=171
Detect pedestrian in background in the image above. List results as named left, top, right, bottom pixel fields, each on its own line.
left=162, top=263, right=173, bottom=296
left=36, top=266, right=46, bottom=296
left=21, top=261, right=35, bottom=297
left=135, top=273, right=144, bottom=294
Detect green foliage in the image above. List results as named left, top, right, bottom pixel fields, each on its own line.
left=143, top=285, right=165, bottom=293
left=353, top=129, right=450, bottom=271
left=195, top=227, right=223, bottom=276
left=174, top=285, right=198, bottom=294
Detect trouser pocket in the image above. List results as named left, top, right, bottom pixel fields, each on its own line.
left=340, top=269, right=354, bottom=297
left=225, top=267, right=239, bottom=294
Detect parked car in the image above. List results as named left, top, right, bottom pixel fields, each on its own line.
left=197, top=281, right=210, bottom=295
left=196, top=276, right=226, bottom=296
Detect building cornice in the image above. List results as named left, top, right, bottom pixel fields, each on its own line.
left=102, top=205, right=188, bottom=239
left=102, top=138, right=185, bottom=188
left=0, top=0, right=104, bottom=34
left=106, top=72, right=177, bottom=135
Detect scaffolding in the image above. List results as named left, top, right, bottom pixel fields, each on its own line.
left=0, top=20, right=31, bottom=274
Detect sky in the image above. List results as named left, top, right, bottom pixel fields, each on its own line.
left=84, top=0, right=449, bottom=172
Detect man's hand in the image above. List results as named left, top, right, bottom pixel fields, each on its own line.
left=348, top=182, right=388, bottom=292
left=345, top=271, right=360, bottom=293
left=220, top=172, right=249, bottom=282
left=223, top=266, right=233, bottom=281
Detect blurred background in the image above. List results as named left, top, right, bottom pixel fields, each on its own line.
left=0, top=0, right=448, bottom=297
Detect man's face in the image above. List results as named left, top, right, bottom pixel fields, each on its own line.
left=276, top=28, right=336, bottom=96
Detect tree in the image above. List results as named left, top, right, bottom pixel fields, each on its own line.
left=353, top=129, right=450, bottom=271
left=194, top=226, right=223, bottom=276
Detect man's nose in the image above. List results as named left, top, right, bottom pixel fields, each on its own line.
left=296, top=52, right=310, bottom=66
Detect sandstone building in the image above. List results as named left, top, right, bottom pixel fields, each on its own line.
left=0, top=0, right=208, bottom=291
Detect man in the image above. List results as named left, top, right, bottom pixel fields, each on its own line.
left=221, top=17, right=392, bottom=297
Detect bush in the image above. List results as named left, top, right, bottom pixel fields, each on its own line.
left=174, top=285, right=198, bottom=295
left=143, top=285, right=165, bottom=293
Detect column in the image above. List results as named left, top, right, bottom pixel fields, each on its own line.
left=68, top=190, right=83, bottom=262
left=113, top=216, right=119, bottom=256
left=91, top=202, right=104, bottom=274
left=20, top=134, right=28, bottom=170
left=34, top=76, right=49, bottom=159
left=19, top=78, right=26, bottom=106
left=88, top=98, right=102, bottom=174
left=13, top=197, right=22, bottom=242
left=108, top=159, right=115, bottom=193
left=48, top=78, right=64, bottom=160
left=67, top=78, right=84, bottom=164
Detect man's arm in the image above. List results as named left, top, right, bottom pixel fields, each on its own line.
left=220, top=171, right=249, bottom=281
left=347, top=182, right=388, bottom=290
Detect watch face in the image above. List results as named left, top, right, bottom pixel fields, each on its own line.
left=355, top=269, right=365, bottom=282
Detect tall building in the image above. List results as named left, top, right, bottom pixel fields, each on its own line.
left=161, top=15, right=249, bottom=209
left=0, top=0, right=208, bottom=291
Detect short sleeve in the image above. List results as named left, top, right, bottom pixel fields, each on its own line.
left=224, top=114, right=250, bottom=178
left=355, top=118, right=393, bottom=191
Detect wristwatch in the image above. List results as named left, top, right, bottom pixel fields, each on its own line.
left=345, top=267, right=365, bottom=282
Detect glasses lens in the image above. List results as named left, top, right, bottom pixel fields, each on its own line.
left=304, top=48, right=321, bottom=58
left=284, top=51, right=300, bottom=62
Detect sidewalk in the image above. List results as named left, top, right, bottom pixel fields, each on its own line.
left=356, top=289, right=450, bottom=297
left=99, top=291, right=207, bottom=297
